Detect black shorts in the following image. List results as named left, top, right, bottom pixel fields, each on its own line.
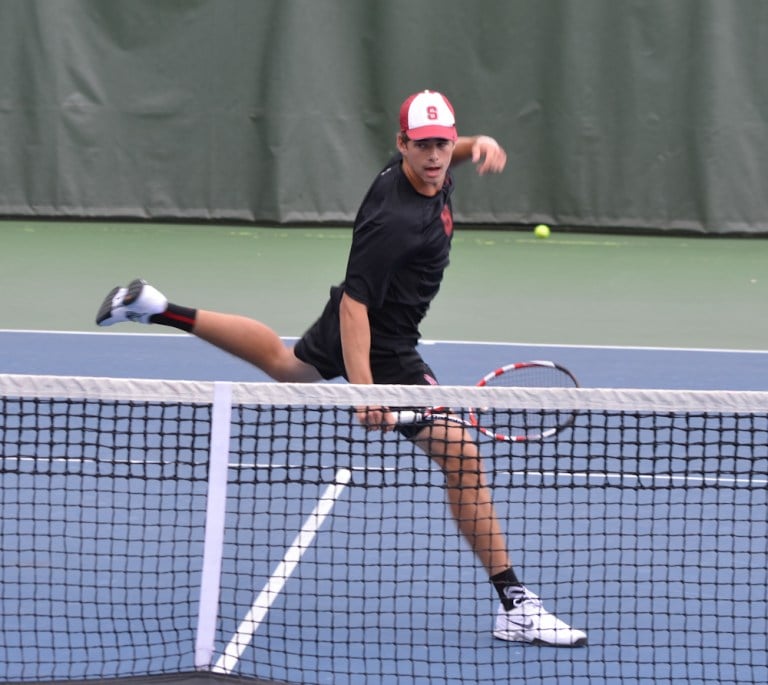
left=293, top=295, right=438, bottom=438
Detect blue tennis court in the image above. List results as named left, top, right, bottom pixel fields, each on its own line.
left=3, top=329, right=768, bottom=388
left=1, top=330, right=767, bottom=684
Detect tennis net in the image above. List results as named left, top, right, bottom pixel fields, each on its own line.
left=0, top=373, right=766, bottom=685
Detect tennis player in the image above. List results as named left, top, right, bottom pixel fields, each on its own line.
left=96, top=90, right=587, bottom=647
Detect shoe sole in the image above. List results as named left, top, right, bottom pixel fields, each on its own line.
left=95, top=279, right=146, bottom=326
left=95, top=286, right=121, bottom=325
left=123, top=278, right=146, bottom=305
left=493, top=630, right=588, bottom=647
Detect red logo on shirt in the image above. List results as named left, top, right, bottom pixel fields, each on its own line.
left=441, top=204, right=453, bottom=237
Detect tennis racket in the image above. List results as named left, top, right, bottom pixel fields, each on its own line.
left=394, top=360, right=579, bottom=442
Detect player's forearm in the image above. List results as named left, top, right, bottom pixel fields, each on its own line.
left=452, top=136, right=479, bottom=164
left=451, top=135, right=507, bottom=174
left=339, top=292, right=374, bottom=384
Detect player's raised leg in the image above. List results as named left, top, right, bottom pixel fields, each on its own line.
left=193, top=310, right=321, bottom=381
left=95, top=279, right=321, bottom=382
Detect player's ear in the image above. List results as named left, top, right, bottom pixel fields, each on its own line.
left=396, top=132, right=409, bottom=152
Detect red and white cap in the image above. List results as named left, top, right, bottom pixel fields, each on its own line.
left=399, top=90, right=458, bottom=141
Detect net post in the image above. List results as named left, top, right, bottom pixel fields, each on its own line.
left=194, top=381, right=233, bottom=671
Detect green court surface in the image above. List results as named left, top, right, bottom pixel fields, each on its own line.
left=1, top=219, right=766, bottom=350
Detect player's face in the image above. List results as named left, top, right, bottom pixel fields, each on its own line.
left=397, top=137, right=455, bottom=196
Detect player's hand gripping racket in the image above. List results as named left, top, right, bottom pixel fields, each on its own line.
left=394, top=361, right=579, bottom=442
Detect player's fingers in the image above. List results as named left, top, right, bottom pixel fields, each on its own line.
left=356, top=406, right=388, bottom=431
left=354, top=406, right=372, bottom=428
left=477, top=146, right=507, bottom=175
left=381, top=411, right=399, bottom=432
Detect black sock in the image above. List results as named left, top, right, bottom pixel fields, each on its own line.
left=149, top=303, right=197, bottom=333
left=491, top=568, right=524, bottom=611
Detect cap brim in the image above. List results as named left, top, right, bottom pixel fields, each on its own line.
left=405, top=125, right=458, bottom=141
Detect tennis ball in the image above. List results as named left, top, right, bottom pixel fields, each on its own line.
left=534, top=223, right=551, bottom=239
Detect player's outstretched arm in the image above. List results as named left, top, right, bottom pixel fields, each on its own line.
left=452, top=135, right=507, bottom=175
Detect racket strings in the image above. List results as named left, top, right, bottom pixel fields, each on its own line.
left=471, top=362, right=579, bottom=440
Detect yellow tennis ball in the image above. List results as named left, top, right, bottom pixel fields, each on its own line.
left=534, top=223, right=551, bottom=239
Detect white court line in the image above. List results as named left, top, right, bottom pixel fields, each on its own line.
left=233, top=462, right=768, bottom=489
left=8, top=456, right=763, bottom=488
left=213, top=467, right=352, bottom=675
left=2, top=329, right=766, bottom=355
left=501, top=468, right=768, bottom=488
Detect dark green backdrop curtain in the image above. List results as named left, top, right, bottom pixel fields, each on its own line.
left=1, top=0, right=766, bottom=233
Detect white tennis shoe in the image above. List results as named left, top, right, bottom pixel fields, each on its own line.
left=493, top=587, right=587, bottom=647
left=96, top=279, right=168, bottom=326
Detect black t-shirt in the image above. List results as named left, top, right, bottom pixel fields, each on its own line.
left=338, top=154, right=455, bottom=352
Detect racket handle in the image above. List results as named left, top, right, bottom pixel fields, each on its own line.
left=392, top=410, right=423, bottom=425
